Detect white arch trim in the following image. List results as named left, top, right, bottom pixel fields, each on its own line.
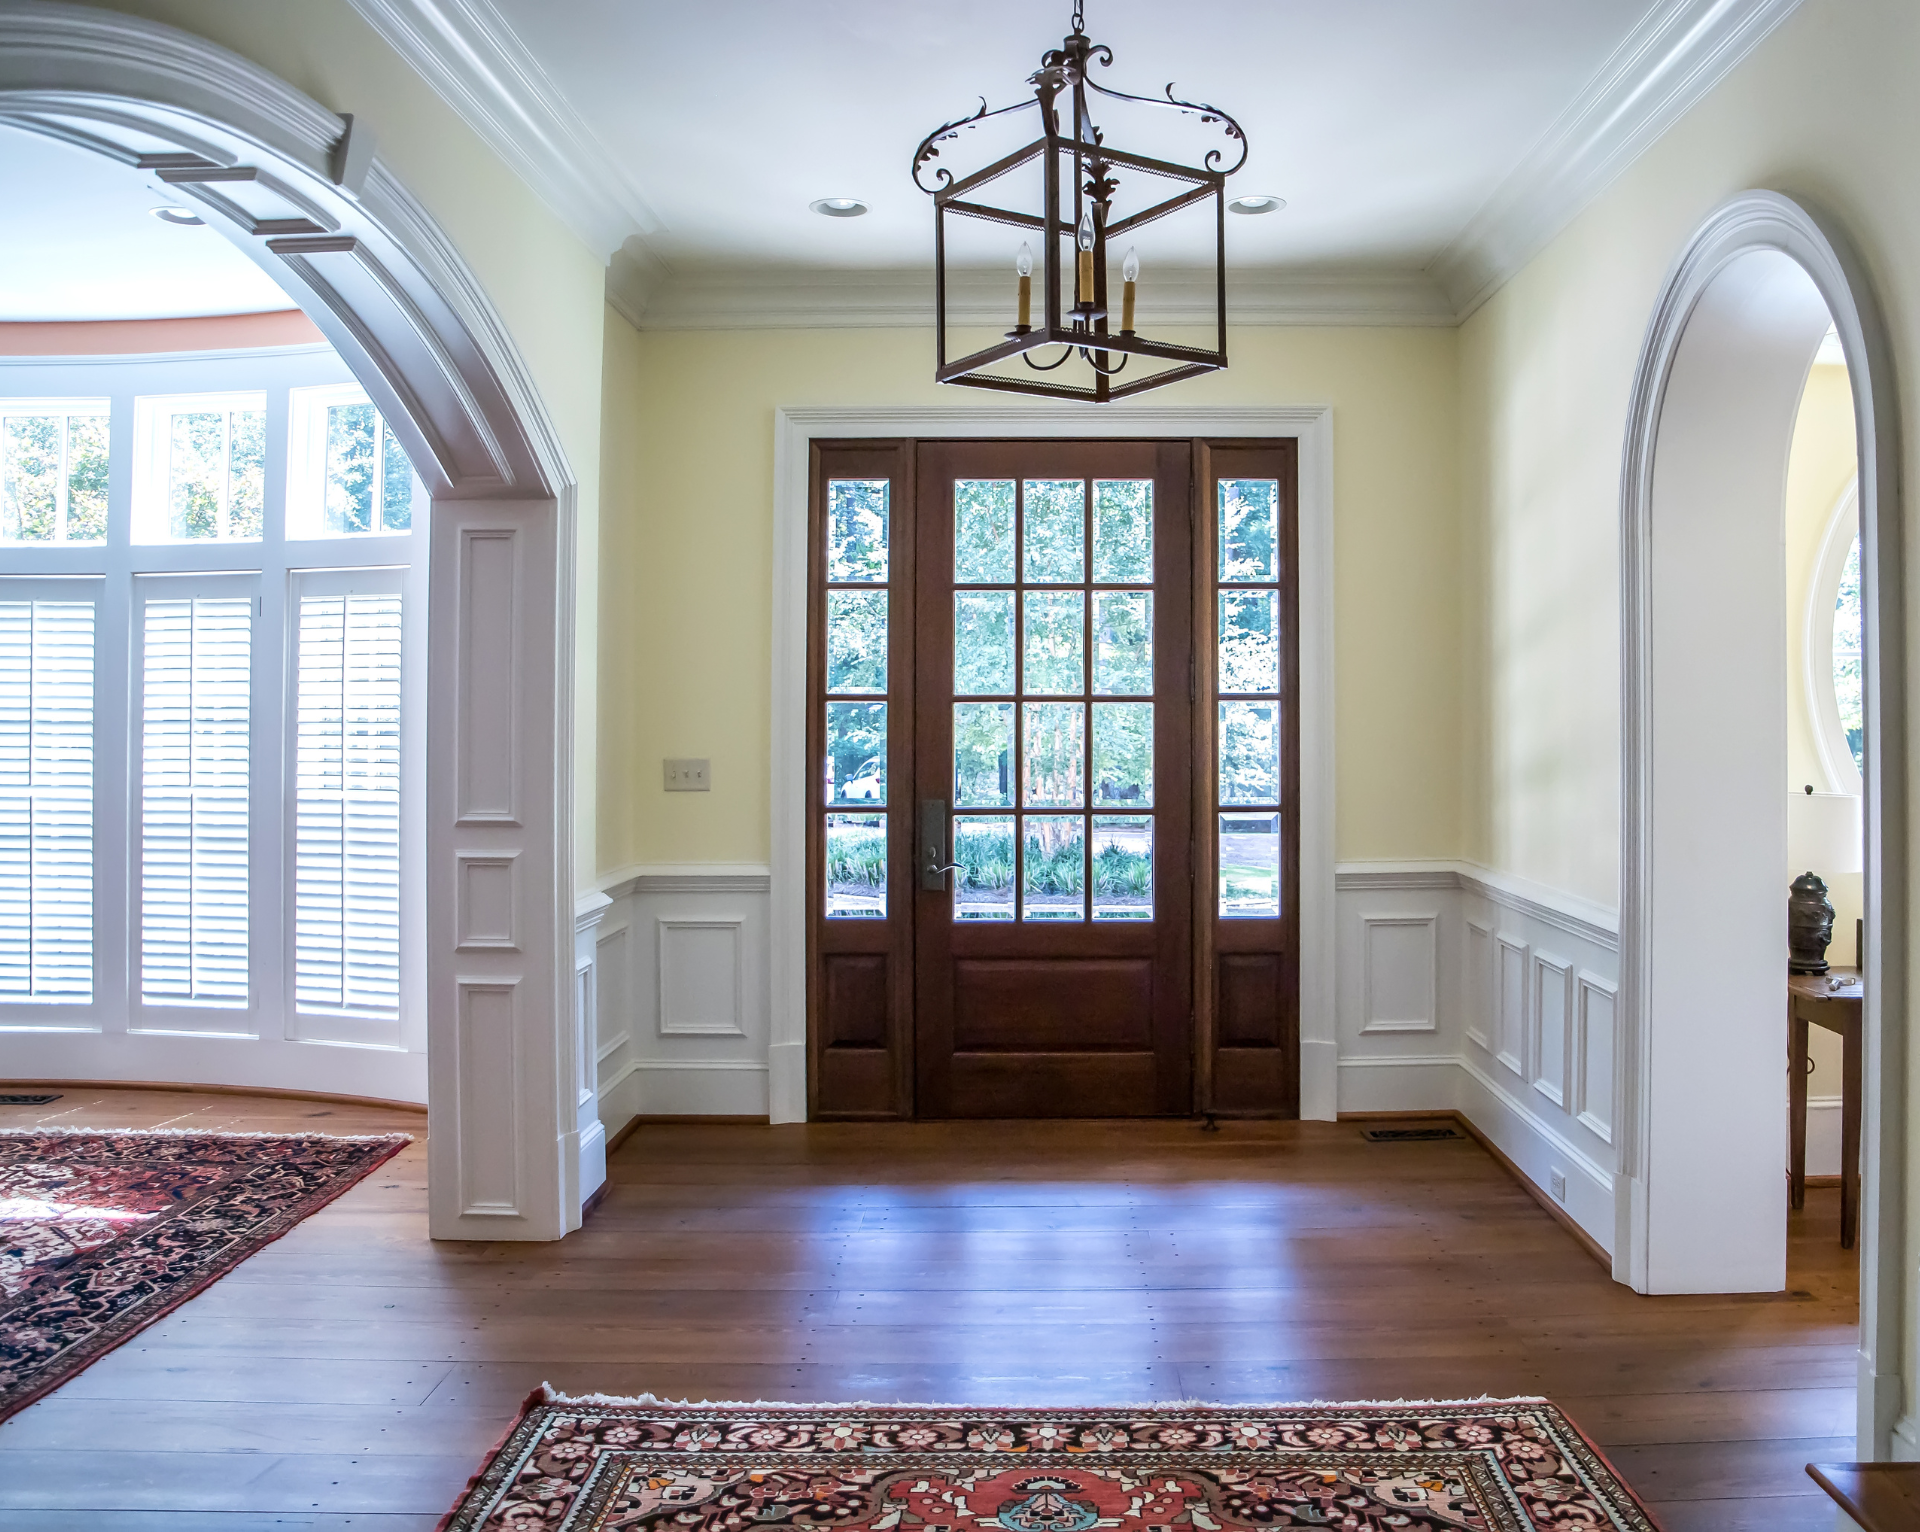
left=1619, top=191, right=1906, bottom=1448
left=0, top=0, right=599, bottom=1240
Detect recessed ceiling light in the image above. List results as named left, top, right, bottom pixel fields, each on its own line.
left=1228, top=195, right=1285, bottom=216
left=810, top=197, right=869, bottom=218
left=149, top=206, right=206, bottom=226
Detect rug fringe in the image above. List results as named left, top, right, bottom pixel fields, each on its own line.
left=0, top=1124, right=414, bottom=1144
left=533, top=1388, right=1553, bottom=1412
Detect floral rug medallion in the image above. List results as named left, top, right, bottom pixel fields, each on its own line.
left=0, top=1127, right=409, bottom=1420
left=440, top=1395, right=1659, bottom=1532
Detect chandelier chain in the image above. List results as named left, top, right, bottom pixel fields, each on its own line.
left=1072, top=0, right=1084, bottom=36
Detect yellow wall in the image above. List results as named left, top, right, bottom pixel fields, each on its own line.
left=1785, top=363, right=1861, bottom=798
left=1459, top=0, right=1920, bottom=912
left=596, top=322, right=1465, bottom=875
left=91, top=0, right=609, bottom=887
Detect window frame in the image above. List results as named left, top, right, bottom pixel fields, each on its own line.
left=0, top=346, right=425, bottom=1054
left=0, top=398, right=112, bottom=547
left=1807, top=476, right=1863, bottom=796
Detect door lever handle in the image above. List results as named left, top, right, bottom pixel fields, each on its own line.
left=919, top=799, right=960, bottom=890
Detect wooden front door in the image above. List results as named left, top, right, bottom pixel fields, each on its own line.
left=911, top=442, right=1193, bottom=1116
left=806, top=437, right=1296, bottom=1121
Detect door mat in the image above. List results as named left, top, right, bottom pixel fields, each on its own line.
left=0, top=1126, right=408, bottom=1421
left=438, top=1393, right=1659, bottom=1532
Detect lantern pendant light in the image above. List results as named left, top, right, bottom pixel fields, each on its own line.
left=911, top=1, right=1248, bottom=402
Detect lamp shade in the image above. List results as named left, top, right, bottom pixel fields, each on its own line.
left=1788, top=790, right=1863, bottom=878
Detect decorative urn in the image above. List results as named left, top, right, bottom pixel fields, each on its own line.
left=1788, top=871, right=1836, bottom=974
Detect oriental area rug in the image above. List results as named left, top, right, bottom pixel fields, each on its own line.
left=438, top=1393, right=1660, bottom=1532
left=0, top=1126, right=408, bottom=1421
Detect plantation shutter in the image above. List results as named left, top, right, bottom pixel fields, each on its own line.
left=0, top=598, right=96, bottom=1000
left=294, top=590, right=402, bottom=1019
left=139, top=595, right=252, bottom=1006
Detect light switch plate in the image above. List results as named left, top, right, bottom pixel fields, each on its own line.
left=663, top=758, right=711, bottom=792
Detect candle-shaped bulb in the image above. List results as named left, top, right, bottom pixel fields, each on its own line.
left=1076, top=209, right=1096, bottom=306
left=1123, top=247, right=1139, bottom=283
left=1076, top=209, right=1096, bottom=251
left=1015, top=241, right=1033, bottom=329
left=1120, top=245, right=1138, bottom=332
left=1016, top=241, right=1033, bottom=277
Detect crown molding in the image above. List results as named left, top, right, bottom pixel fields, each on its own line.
left=343, top=0, right=660, bottom=260
left=1431, top=0, right=1805, bottom=319
left=623, top=266, right=1454, bottom=332
left=361, top=0, right=1803, bottom=327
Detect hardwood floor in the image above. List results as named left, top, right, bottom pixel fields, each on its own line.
left=0, top=1087, right=1856, bottom=1531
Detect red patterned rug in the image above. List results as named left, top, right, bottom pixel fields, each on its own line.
left=439, top=1393, right=1659, bottom=1532
left=0, top=1126, right=408, bottom=1421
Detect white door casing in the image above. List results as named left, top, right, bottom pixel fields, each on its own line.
left=1618, top=191, right=1906, bottom=1448
left=0, top=0, right=599, bottom=1238
left=769, top=404, right=1338, bottom=1125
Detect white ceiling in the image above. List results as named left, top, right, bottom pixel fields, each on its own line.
left=481, top=0, right=1655, bottom=276
left=0, top=125, right=294, bottom=322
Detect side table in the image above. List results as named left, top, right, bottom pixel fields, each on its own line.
left=1789, top=965, right=1863, bottom=1248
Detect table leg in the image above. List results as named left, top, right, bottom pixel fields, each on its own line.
left=1842, top=1015, right=1863, bottom=1250
left=1790, top=1007, right=1809, bottom=1212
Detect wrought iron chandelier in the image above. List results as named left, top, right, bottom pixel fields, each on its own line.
left=911, top=1, right=1248, bottom=402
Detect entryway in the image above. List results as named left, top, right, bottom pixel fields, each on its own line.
left=805, top=437, right=1299, bottom=1119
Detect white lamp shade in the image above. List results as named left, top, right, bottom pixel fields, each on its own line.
left=1788, top=790, right=1863, bottom=878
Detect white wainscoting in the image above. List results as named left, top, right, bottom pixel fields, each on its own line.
left=591, top=868, right=772, bottom=1128
left=1335, top=861, right=1622, bottom=1254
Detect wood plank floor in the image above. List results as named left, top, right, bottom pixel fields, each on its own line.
left=0, top=1087, right=1856, bottom=1531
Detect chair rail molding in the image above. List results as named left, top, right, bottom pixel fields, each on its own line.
left=1618, top=190, right=1905, bottom=1450
left=0, top=0, right=587, bottom=1241
left=772, top=405, right=1336, bottom=1125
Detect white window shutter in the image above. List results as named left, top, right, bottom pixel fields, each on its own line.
left=294, top=592, right=402, bottom=1019
left=139, top=596, right=252, bottom=1006
left=0, top=600, right=96, bottom=1000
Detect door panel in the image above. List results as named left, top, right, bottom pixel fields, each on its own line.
left=913, top=440, right=1194, bottom=1117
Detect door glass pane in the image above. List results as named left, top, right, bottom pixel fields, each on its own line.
left=1023, top=591, right=1084, bottom=695
left=954, top=591, right=1014, bottom=695
left=825, top=812, right=886, bottom=918
left=1218, top=590, right=1279, bottom=693
left=1093, top=815, right=1152, bottom=921
left=1220, top=811, right=1280, bottom=918
left=1092, top=479, right=1153, bottom=583
left=954, top=702, right=1014, bottom=807
left=1093, top=591, right=1152, bottom=695
left=826, top=589, right=888, bottom=693
left=828, top=479, right=889, bottom=582
left=954, top=814, right=1014, bottom=921
left=1023, top=702, right=1085, bottom=807
left=1219, top=700, right=1279, bottom=804
left=1219, top=478, right=1278, bottom=583
left=1093, top=702, right=1153, bottom=807
left=1023, top=814, right=1085, bottom=921
left=956, top=480, right=1015, bottom=584
left=825, top=701, right=886, bottom=805
left=1023, top=479, right=1085, bottom=583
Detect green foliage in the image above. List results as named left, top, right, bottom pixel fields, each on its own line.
left=955, top=479, right=1014, bottom=583
left=325, top=402, right=377, bottom=534
left=954, top=591, right=1013, bottom=695
left=1092, top=478, right=1152, bottom=583
left=1093, top=590, right=1151, bottom=694
left=1023, top=479, right=1084, bottom=583
left=65, top=416, right=109, bottom=542
left=825, top=821, right=886, bottom=891
left=1219, top=478, right=1277, bottom=583
left=828, top=479, right=889, bottom=582
left=1023, top=590, right=1083, bottom=693
left=1094, top=839, right=1152, bottom=896
left=955, top=818, right=1014, bottom=892
left=827, top=590, right=888, bottom=693
left=3, top=416, right=58, bottom=542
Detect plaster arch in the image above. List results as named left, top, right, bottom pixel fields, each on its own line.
left=1618, top=190, right=1906, bottom=1449
left=0, top=0, right=601, bottom=1240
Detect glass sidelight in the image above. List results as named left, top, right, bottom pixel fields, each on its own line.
left=949, top=477, right=1154, bottom=922
left=823, top=479, right=891, bottom=918
left=1216, top=477, right=1282, bottom=918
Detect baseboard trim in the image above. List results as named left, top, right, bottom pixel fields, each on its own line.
left=1451, top=1109, right=1612, bottom=1273
left=0, top=1076, right=428, bottom=1114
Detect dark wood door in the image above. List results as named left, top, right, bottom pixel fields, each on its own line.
left=911, top=441, right=1194, bottom=1116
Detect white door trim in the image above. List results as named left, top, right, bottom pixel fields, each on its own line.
left=769, top=403, right=1337, bottom=1124
left=0, top=0, right=593, bottom=1238
left=1618, top=190, right=1905, bottom=1447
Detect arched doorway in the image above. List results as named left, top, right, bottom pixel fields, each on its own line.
left=1618, top=190, right=1905, bottom=1449
left=0, top=0, right=600, bottom=1239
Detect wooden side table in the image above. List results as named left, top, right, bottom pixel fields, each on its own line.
left=1789, top=966, right=1863, bottom=1248
left=1809, top=1462, right=1920, bottom=1532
